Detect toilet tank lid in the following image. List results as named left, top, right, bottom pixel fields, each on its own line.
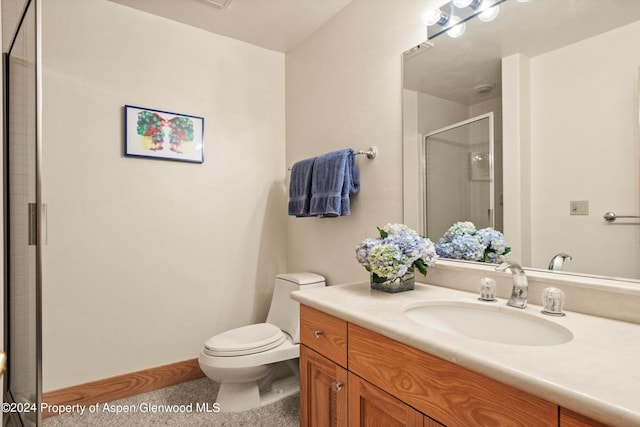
left=276, top=272, right=325, bottom=285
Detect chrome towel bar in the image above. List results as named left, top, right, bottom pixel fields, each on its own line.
left=603, top=211, right=640, bottom=222
left=354, top=147, right=378, bottom=159
left=288, top=146, right=377, bottom=170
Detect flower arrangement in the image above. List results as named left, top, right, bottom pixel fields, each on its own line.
left=355, top=224, right=438, bottom=286
left=435, top=221, right=510, bottom=263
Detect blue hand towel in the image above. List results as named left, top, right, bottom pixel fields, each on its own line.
left=341, top=149, right=360, bottom=215
left=288, top=156, right=316, bottom=217
left=309, top=148, right=360, bottom=217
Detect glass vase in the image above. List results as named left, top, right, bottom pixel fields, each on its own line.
left=370, top=271, right=415, bottom=293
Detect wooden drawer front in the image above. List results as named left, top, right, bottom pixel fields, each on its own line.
left=300, top=305, right=348, bottom=367
left=560, top=408, right=610, bottom=427
left=348, top=324, right=558, bottom=427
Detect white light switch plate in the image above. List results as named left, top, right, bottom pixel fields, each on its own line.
left=570, top=200, right=589, bottom=215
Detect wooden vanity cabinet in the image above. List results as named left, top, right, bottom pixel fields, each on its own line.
left=300, top=305, right=607, bottom=427
left=560, top=408, right=610, bottom=427
left=300, top=305, right=349, bottom=426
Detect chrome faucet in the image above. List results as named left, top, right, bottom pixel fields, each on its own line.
left=495, top=261, right=528, bottom=308
left=548, top=253, right=572, bottom=271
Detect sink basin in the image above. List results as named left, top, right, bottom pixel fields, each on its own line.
left=403, top=300, right=573, bottom=346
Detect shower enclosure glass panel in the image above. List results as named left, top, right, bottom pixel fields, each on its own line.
left=423, top=113, right=494, bottom=240
left=4, top=0, right=41, bottom=426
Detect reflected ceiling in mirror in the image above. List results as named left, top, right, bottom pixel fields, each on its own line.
left=402, top=0, right=640, bottom=283
left=405, top=0, right=640, bottom=105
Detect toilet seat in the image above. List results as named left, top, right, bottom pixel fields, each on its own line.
left=204, top=323, right=286, bottom=357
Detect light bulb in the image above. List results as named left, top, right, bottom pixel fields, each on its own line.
left=452, top=0, right=473, bottom=7
left=446, top=16, right=466, bottom=38
left=478, top=0, right=500, bottom=22
left=422, top=8, right=447, bottom=26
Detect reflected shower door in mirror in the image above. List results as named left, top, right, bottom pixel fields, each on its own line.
left=423, top=113, right=501, bottom=240
left=402, top=0, right=640, bottom=282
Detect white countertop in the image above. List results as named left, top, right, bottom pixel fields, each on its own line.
left=291, top=282, right=640, bottom=427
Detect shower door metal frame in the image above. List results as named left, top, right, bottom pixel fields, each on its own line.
left=422, top=112, right=495, bottom=237
left=3, top=0, right=43, bottom=425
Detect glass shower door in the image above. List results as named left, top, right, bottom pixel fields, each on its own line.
left=423, top=113, right=494, bottom=240
left=4, top=0, right=41, bottom=426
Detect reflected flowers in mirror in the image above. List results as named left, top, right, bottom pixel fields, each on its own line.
left=436, top=221, right=511, bottom=263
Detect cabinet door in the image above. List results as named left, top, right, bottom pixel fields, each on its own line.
left=560, top=408, right=610, bottom=427
left=300, top=345, right=348, bottom=427
left=348, top=373, right=443, bottom=427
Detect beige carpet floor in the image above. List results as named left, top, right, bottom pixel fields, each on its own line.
left=43, top=378, right=299, bottom=427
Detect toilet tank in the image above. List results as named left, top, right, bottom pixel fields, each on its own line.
left=265, top=272, right=325, bottom=344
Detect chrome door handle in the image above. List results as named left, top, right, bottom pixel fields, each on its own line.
left=28, top=203, right=37, bottom=245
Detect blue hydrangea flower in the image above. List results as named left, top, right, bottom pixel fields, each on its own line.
left=355, top=238, right=379, bottom=266
left=477, top=227, right=510, bottom=262
left=437, top=222, right=510, bottom=263
left=442, top=221, right=476, bottom=241
left=355, top=223, right=438, bottom=282
left=450, top=234, right=485, bottom=261
left=434, top=241, right=454, bottom=258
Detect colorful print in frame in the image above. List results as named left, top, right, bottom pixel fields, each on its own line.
left=124, top=105, right=204, bottom=163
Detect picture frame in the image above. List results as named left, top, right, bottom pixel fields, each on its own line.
left=124, top=105, right=204, bottom=163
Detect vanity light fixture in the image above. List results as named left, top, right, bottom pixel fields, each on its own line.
left=478, top=0, right=501, bottom=22
left=422, top=7, right=466, bottom=39
left=452, top=0, right=475, bottom=8
left=454, top=0, right=500, bottom=19
left=446, top=16, right=466, bottom=38
left=422, top=8, right=450, bottom=26
left=425, top=0, right=506, bottom=40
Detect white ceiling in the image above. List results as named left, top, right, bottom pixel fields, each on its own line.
left=109, top=0, right=353, bottom=53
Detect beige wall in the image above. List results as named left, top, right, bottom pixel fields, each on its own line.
left=285, top=0, right=441, bottom=285
left=42, top=0, right=286, bottom=391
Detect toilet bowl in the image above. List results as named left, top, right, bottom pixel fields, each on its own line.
left=198, top=272, right=325, bottom=412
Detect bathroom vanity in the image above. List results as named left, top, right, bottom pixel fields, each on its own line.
left=292, top=281, right=640, bottom=427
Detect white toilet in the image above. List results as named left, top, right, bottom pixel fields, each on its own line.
left=198, top=272, right=325, bottom=412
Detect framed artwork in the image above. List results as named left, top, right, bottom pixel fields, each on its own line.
left=124, top=105, right=204, bottom=163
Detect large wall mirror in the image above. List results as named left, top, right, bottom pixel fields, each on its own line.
left=403, top=0, right=640, bottom=282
